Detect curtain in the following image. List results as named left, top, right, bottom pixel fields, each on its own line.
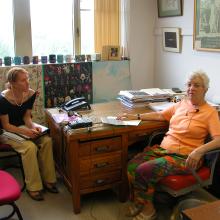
left=94, top=0, right=120, bottom=53
left=120, top=0, right=130, bottom=58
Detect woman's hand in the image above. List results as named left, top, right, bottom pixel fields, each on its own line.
left=116, top=113, right=137, bottom=121
left=34, top=126, right=42, bottom=133
left=185, top=149, right=204, bottom=170
left=21, top=127, right=41, bottom=138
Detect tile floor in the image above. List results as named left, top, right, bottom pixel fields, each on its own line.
left=0, top=170, right=218, bottom=220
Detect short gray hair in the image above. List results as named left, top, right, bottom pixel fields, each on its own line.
left=186, top=70, right=210, bottom=89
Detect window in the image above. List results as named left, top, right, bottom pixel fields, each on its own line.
left=30, top=0, right=94, bottom=56
left=0, top=0, right=14, bottom=57
left=80, top=0, right=94, bottom=54
left=0, top=0, right=121, bottom=58
left=30, top=0, right=74, bottom=56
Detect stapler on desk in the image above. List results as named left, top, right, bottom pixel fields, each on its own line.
left=67, top=117, right=93, bottom=129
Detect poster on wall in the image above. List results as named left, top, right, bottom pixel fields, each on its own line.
left=194, top=0, right=220, bottom=51
left=43, top=62, right=92, bottom=108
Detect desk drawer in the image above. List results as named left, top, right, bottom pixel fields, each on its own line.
left=128, top=131, right=151, bottom=139
left=80, top=170, right=121, bottom=189
left=79, top=137, right=122, bottom=157
left=80, top=151, right=122, bottom=175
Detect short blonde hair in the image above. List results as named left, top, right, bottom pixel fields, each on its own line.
left=186, top=70, right=209, bottom=89
left=6, top=67, right=28, bottom=83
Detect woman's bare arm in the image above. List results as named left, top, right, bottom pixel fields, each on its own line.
left=117, top=112, right=166, bottom=121
left=186, top=136, right=220, bottom=169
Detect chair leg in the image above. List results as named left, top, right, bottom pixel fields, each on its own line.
left=12, top=202, right=24, bottom=220
left=0, top=202, right=23, bottom=220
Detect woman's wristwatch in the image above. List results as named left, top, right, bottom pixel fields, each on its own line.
left=137, top=113, right=140, bottom=120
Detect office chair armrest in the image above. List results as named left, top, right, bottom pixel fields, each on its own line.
left=190, top=149, right=220, bottom=186
left=204, top=149, right=220, bottom=163
left=147, top=129, right=168, bottom=146
left=204, top=148, right=220, bottom=155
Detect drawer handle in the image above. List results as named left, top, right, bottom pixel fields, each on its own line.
left=95, top=179, right=105, bottom=185
left=95, top=146, right=109, bottom=152
left=95, top=162, right=109, bottom=168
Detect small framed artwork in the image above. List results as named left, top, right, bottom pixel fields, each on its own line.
left=162, top=27, right=181, bottom=53
left=157, top=0, right=182, bottom=18
left=108, top=46, right=121, bottom=60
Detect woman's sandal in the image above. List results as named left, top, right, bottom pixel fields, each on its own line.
left=26, top=190, right=44, bottom=201
left=132, top=210, right=157, bottom=220
left=125, top=204, right=143, bottom=217
left=43, top=183, right=59, bottom=193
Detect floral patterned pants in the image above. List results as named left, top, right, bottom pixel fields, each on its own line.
left=127, top=145, right=191, bottom=205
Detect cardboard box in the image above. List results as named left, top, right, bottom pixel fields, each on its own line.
left=182, top=200, right=220, bottom=220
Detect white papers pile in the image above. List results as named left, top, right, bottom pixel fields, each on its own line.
left=148, top=102, right=175, bottom=112
left=118, top=88, right=172, bottom=108
left=207, top=101, right=220, bottom=111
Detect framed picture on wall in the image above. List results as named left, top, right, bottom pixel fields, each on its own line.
left=162, top=27, right=181, bottom=52
left=194, top=0, right=220, bottom=51
left=108, top=46, right=121, bottom=60
left=157, top=0, right=182, bottom=17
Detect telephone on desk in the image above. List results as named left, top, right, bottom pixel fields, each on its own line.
left=62, top=97, right=91, bottom=112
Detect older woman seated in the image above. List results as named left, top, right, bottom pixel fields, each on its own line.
left=117, top=70, right=220, bottom=220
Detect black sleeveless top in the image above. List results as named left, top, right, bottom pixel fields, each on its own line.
left=0, top=92, right=36, bottom=128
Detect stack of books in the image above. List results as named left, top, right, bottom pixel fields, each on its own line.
left=118, top=88, right=172, bottom=108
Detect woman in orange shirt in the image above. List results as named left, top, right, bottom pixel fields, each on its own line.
left=117, top=70, right=220, bottom=220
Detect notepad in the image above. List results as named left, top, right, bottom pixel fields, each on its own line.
left=2, top=123, right=49, bottom=142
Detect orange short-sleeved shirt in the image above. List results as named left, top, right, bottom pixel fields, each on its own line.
left=160, top=99, right=220, bottom=155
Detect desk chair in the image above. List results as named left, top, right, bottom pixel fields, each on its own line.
left=0, top=170, right=23, bottom=220
left=147, top=131, right=220, bottom=197
left=0, top=143, right=26, bottom=191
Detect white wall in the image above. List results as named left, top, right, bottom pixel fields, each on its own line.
left=154, top=0, right=220, bottom=102
left=129, top=0, right=156, bottom=90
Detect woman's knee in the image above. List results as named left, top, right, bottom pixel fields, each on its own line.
left=22, top=141, right=38, bottom=154
left=136, top=162, right=154, bottom=180
left=40, top=135, right=53, bottom=149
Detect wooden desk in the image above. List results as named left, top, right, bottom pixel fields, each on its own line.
left=45, top=101, right=167, bottom=214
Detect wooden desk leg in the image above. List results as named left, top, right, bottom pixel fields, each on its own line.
left=118, top=174, right=129, bottom=202
left=72, top=191, right=81, bottom=214
left=69, top=140, right=81, bottom=214
left=119, top=134, right=129, bottom=202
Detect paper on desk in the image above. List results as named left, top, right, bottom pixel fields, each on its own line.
left=101, top=116, right=141, bottom=126
left=52, top=113, right=69, bottom=124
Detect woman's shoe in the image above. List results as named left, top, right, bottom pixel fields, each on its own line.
left=44, top=183, right=59, bottom=193
left=132, top=210, right=157, bottom=220
left=125, top=203, right=143, bottom=217
left=27, top=190, right=44, bottom=201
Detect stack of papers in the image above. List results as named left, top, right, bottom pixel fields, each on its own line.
left=207, top=101, right=220, bottom=111
left=118, top=88, right=172, bottom=108
left=119, top=90, right=151, bottom=100
left=148, top=102, right=175, bottom=112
